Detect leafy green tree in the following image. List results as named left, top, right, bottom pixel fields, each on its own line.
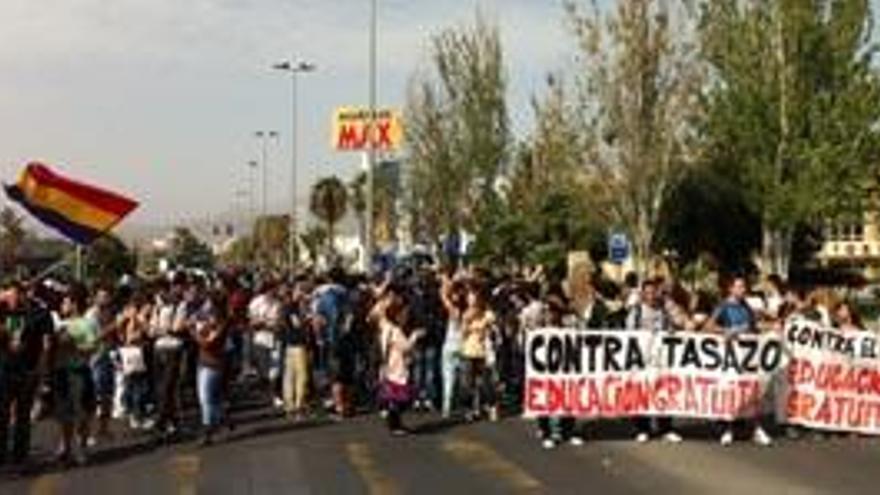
left=299, top=225, right=328, bottom=265
left=86, top=235, right=136, bottom=284
left=309, top=176, right=348, bottom=253
left=169, top=227, right=214, bottom=269
left=699, top=0, right=880, bottom=277
left=566, top=0, right=705, bottom=277
left=0, top=206, right=27, bottom=273
left=405, top=12, right=510, bottom=243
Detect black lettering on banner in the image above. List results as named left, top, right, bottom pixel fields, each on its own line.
left=701, top=338, right=721, bottom=370
left=786, top=324, right=800, bottom=345
left=625, top=336, right=646, bottom=370
left=605, top=335, right=623, bottom=371
left=760, top=339, right=783, bottom=372
left=664, top=335, right=683, bottom=368
left=584, top=334, right=602, bottom=372
left=740, top=340, right=759, bottom=373
left=563, top=334, right=582, bottom=374
left=530, top=335, right=547, bottom=373
left=681, top=338, right=702, bottom=369
left=723, top=341, right=742, bottom=373
left=546, top=335, right=562, bottom=373
left=862, top=338, right=878, bottom=360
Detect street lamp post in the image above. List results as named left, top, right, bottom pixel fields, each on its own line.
left=273, top=59, right=316, bottom=271
left=254, top=130, right=279, bottom=219
left=365, top=0, right=379, bottom=274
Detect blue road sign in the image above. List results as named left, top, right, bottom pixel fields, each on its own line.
left=609, top=232, right=630, bottom=264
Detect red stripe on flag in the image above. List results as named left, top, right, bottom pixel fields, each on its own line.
left=24, top=162, right=138, bottom=216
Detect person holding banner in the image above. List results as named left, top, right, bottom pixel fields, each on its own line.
left=626, top=279, right=683, bottom=444
left=707, top=276, right=773, bottom=447
left=534, top=288, right=585, bottom=450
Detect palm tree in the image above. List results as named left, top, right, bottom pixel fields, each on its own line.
left=309, top=176, right=349, bottom=253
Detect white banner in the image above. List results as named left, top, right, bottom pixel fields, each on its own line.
left=524, top=328, right=782, bottom=421
left=777, top=319, right=880, bottom=435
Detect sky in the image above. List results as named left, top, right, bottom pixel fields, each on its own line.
left=0, top=0, right=576, bottom=234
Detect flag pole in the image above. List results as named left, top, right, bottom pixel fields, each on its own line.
left=75, top=244, right=84, bottom=281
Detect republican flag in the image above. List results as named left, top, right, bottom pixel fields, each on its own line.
left=3, top=162, right=139, bottom=245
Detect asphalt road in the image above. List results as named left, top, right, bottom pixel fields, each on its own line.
left=2, top=403, right=879, bottom=495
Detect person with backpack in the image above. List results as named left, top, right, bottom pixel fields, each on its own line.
left=707, top=275, right=773, bottom=447
left=626, top=279, right=683, bottom=444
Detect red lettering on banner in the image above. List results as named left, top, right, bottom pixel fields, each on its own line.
left=525, top=378, right=545, bottom=414
left=683, top=377, right=699, bottom=413
left=815, top=396, right=833, bottom=424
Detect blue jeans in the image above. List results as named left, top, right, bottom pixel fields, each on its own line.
left=411, top=344, right=439, bottom=405
left=197, top=366, right=224, bottom=427
left=441, top=347, right=460, bottom=417
left=123, top=372, right=150, bottom=421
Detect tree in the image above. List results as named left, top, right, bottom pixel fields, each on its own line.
left=86, top=235, right=136, bottom=284
left=0, top=206, right=27, bottom=273
left=471, top=76, right=604, bottom=272
left=405, top=12, right=510, bottom=243
left=309, top=176, right=348, bottom=253
left=699, top=0, right=880, bottom=277
left=253, top=214, right=290, bottom=269
left=299, top=225, right=328, bottom=265
left=566, top=0, right=704, bottom=277
left=169, top=227, right=214, bottom=269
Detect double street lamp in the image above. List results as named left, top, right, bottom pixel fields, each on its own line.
left=272, top=59, right=316, bottom=270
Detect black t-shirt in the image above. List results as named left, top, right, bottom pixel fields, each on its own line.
left=1, top=302, right=54, bottom=371
left=280, top=304, right=307, bottom=348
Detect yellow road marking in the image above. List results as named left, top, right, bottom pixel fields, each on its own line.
left=30, top=473, right=62, bottom=495
left=345, top=442, right=399, bottom=495
left=441, top=438, right=542, bottom=492
left=169, top=454, right=201, bottom=495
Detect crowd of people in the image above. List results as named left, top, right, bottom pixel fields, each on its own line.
left=0, top=263, right=874, bottom=470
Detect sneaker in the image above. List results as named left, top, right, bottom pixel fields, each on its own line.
left=141, top=418, right=156, bottom=431
left=720, top=430, right=734, bottom=447
left=273, top=397, right=285, bottom=409
left=662, top=431, right=683, bottom=444
left=753, top=427, right=773, bottom=447
left=635, top=432, right=650, bottom=444
left=568, top=436, right=585, bottom=447
left=391, top=429, right=410, bottom=437
left=541, top=438, right=557, bottom=450
left=488, top=406, right=500, bottom=423
left=129, top=417, right=142, bottom=430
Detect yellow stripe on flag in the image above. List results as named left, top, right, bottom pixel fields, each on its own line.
left=19, top=174, right=120, bottom=231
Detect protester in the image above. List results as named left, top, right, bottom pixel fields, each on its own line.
left=118, top=294, right=152, bottom=430
left=439, top=273, right=466, bottom=419
left=377, top=283, right=425, bottom=436
left=535, top=288, right=585, bottom=450
left=460, top=283, right=498, bottom=422
left=281, top=281, right=310, bottom=420
left=53, top=286, right=99, bottom=465
left=626, top=279, right=683, bottom=444
left=707, top=275, right=773, bottom=447
left=151, top=277, right=186, bottom=440
left=0, top=282, right=53, bottom=467
left=194, top=292, right=230, bottom=446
